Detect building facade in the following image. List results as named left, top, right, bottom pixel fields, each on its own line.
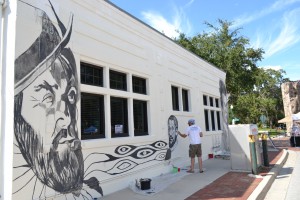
left=0, top=0, right=228, bottom=199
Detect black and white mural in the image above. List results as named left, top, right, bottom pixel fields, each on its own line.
left=168, top=115, right=178, bottom=151
left=219, top=80, right=230, bottom=153
left=13, top=1, right=170, bottom=199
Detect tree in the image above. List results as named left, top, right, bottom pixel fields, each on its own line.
left=175, top=19, right=288, bottom=126
left=175, top=19, right=264, bottom=105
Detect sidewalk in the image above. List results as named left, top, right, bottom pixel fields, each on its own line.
left=264, top=150, right=300, bottom=200
left=101, top=136, right=290, bottom=200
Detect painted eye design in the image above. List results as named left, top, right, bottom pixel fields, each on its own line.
left=155, top=152, right=166, bottom=161
left=134, top=148, right=155, bottom=159
left=151, top=141, right=167, bottom=149
left=67, top=87, right=77, bottom=104
left=42, top=93, right=54, bottom=105
left=115, top=145, right=136, bottom=155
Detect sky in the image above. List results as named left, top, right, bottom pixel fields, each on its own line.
left=109, top=0, right=300, bottom=81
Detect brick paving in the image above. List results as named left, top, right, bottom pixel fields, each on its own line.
left=185, top=136, right=292, bottom=200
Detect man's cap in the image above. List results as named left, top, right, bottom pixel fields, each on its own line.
left=14, top=1, right=73, bottom=95
left=188, top=119, right=195, bottom=124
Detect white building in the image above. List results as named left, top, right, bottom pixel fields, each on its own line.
left=0, top=0, right=228, bottom=199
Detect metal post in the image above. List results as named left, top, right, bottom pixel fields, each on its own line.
left=249, top=134, right=258, bottom=175
left=261, top=133, right=269, bottom=167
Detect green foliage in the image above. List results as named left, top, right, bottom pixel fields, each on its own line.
left=175, top=20, right=264, bottom=103
left=174, top=19, right=288, bottom=126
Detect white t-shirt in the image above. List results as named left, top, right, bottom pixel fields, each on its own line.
left=186, top=125, right=202, bottom=144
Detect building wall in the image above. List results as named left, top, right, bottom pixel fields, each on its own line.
left=11, top=0, right=227, bottom=199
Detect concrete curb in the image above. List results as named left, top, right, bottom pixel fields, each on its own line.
left=247, top=149, right=289, bottom=200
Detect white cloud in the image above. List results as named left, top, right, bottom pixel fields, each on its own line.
left=141, top=4, right=192, bottom=39
left=264, top=8, right=300, bottom=57
left=233, top=0, right=300, bottom=28
left=184, top=0, right=195, bottom=8
left=142, top=11, right=180, bottom=38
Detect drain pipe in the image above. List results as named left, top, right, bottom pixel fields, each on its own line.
left=0, top=0, right=6, bottom=197
left=0, top=0, right=4, bottom=197
left=1, top=1, right=15, bottom=200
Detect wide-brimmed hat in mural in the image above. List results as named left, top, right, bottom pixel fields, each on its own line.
left=14, top=1, right=73, bottom=94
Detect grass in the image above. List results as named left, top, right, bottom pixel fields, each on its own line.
left=258, top=128, right=286, bottom=137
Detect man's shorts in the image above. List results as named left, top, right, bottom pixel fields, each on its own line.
left=189, top=144, right=202, bottom=158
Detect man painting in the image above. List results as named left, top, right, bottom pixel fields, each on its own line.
left=13, top=1, right=102, bottom=199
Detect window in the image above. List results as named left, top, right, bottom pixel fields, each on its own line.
left=216, top=111, right=221, bottom=130
left=215, top=98, right=219, bottom=108
left=203, top=95, right=222, bottom=132
left=209, top=97, right=214, bottom=107
left=110, top=70, right=127, bottom=91
left=182, top=89, right=189, bottom=111
left=132, top=76, right=146, bottom=94
left=81, top=62, right=103, bottom=86
left=133, top=100, right=148, bottom=136
left=211, top=110, right=215, bottom=131
left=204, top=109, right=210, bottom=131
left=203, top=95, right=207, bottom=106
left=81, top=93, right=105, bottom=140
left=171, top=86, right=179, bottom=111
left=111, top=97, right=128, bottom=137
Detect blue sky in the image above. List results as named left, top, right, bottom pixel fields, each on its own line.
left=109, top=0, right=300, bottom=81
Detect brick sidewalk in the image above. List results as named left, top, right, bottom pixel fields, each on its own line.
left=185, top=137, right=289, bottom=200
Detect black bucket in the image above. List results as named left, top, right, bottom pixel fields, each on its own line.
left=140, top=178, right=151, bottom=190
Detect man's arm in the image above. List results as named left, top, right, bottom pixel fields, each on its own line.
left=200, top=131, right=203, bottom=137
left=177, top=131, right=187, bottom=138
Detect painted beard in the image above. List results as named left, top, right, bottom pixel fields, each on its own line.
left=14, top=114, right=84, bottom=195
left=168, top=131, right=177, bottom=149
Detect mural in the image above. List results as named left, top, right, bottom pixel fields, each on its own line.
left=13, top=0, right=102, bottom=199
left=84, top=141, right=170, bottom=178
left=219, top=80, right=230, bottom=153
left=13, top=1, right=170, bottom=199
left=168, top=115, right=178, bottom=151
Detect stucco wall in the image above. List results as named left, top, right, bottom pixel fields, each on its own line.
left=11, top=0, right=227, bottom=199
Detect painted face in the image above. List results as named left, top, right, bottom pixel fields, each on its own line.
left=168, top=116, right=178, bottom=149
left=14, top=53, right=84, bottom=194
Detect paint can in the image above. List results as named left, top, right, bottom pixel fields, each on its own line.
left=139, top=178, right=151, bottom=190
left=172, top=167, right=180, bottom=173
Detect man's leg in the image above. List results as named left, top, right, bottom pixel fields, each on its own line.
left=197, top=144, right=203, bottom=172
left=187, top=145, right=195, bottom=172
left=190, top=157, right=195, bottom=171
left=198, top=156, right=203, bottom=172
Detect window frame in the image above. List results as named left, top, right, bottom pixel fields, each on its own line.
left=203, top=95, right=222, bottom=132
left=109, top=70, right=127, bottom=91
left=110, top=96, right=129, bottom=138
left=80, top=62, right=103, bottom=87
left=81, top=92, right=105, bottom=140
left=171, top=86, right=180, bottom=111
left=133, top=99, right=148, bottom=136
left=182, top=88, right=189, bottom=112
left=132, top=76, right=147, bottom=95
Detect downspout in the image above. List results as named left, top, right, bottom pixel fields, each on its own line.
left=1, top=1, right=15, bottom=200
left=0, top=0, right=5, bottom=197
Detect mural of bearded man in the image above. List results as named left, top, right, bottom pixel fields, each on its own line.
left=13, top=1, right=102, bottom=199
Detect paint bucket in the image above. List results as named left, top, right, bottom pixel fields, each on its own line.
left=140, top=178, right=151, bottom=190
left=208, top=153, right=214, bottom=159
